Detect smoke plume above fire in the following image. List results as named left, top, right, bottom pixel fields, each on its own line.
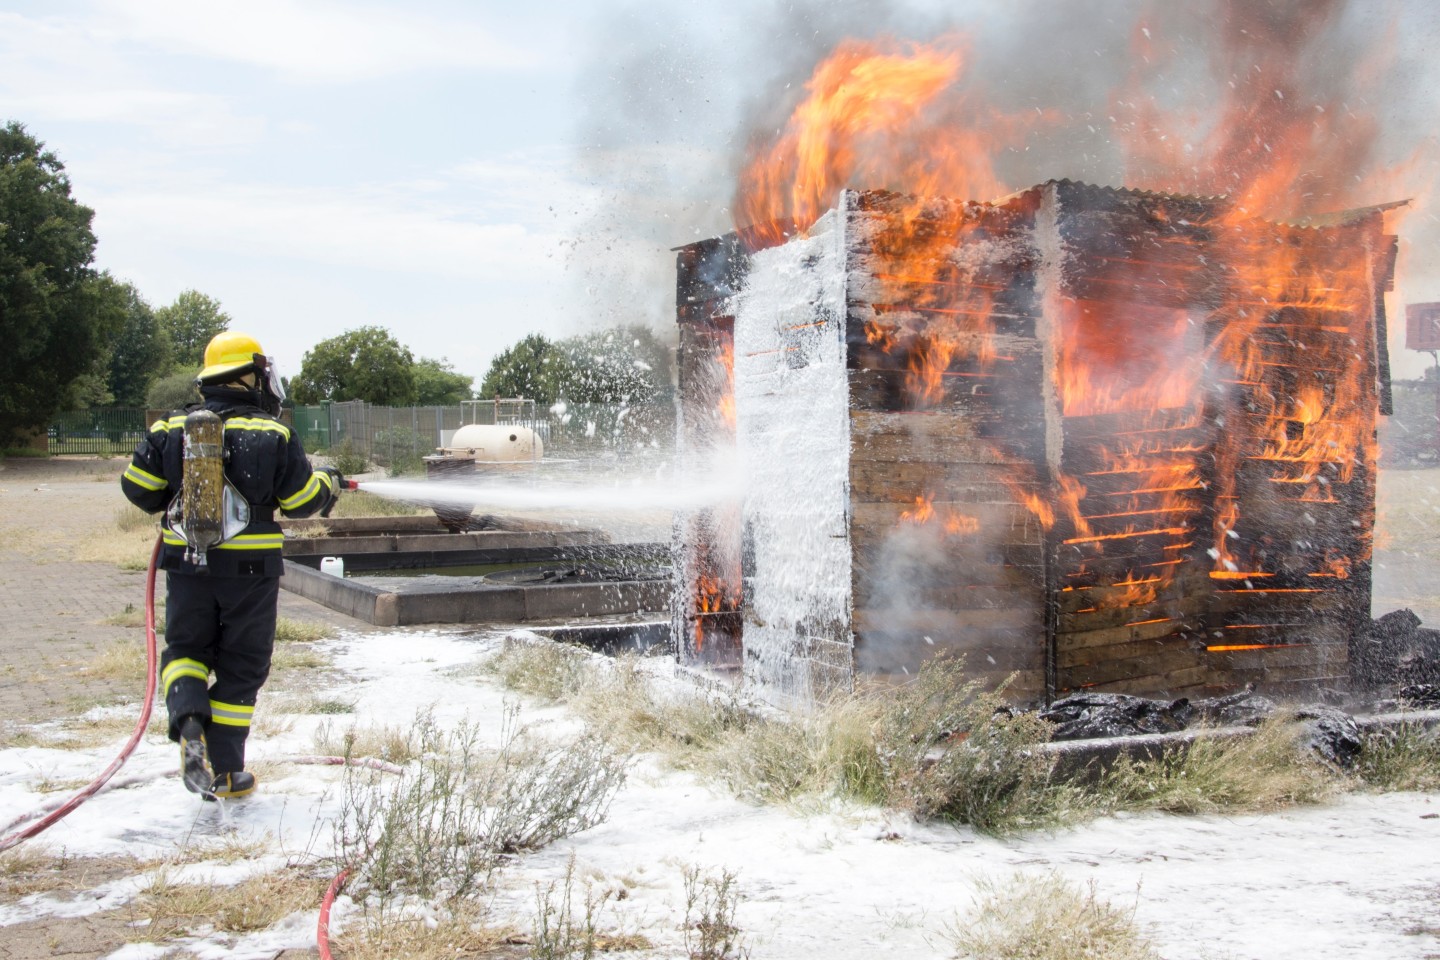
left=575, top=0, right=1438, bottom=373
left=733, top=1, right=1422, bottom=233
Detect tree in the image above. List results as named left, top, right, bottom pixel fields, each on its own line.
left=412, top=357, right=473, bottom=405
left=0, top=121, right=123, bottom=445
left=554, top=325, right=673, bottom=404
left=157, top=289, right=230, bottom=368
left=478, top=333, right=565, bottom=403
left=146, top=369, right=202, bottom=411
left=105, top=281, right=169, bottom=407
left=289, top=326, right=416, bottom=405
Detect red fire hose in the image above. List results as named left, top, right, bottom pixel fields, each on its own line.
left=317, top=867, right=352, bottom=959
left=0, top=536, right=162, bottom=854
left=0, top=523, right=372, bottom=955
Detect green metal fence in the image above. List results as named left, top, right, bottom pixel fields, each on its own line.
left=290, top=399, right=677, bottom=470
left=45, top=400, right=680, bottom=464
left=47, top=408, right=148, bottom=456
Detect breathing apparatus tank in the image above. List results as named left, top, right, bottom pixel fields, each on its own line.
left=167, top=409, right=250, bottom=567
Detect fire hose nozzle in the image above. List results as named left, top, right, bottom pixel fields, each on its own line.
left=342, top=480, right=360, bottom=490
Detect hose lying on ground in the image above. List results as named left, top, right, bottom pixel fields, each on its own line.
left=0, top=531, right=381, bottom=959
left=317, top=867, right=353, bottom=960
left=0, top=537, right=163, bottom=854
left=0, top=538, right=402, bottom=849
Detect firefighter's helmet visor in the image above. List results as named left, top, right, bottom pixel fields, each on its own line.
left=262, top=358, right=286, bottom=406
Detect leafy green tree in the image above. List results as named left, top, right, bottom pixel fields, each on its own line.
left=289, top=326, right=416, bottom=405
left=554, top=325, right=673, bottom=404
left=0, top=121, right=124, bottom=445
left=157, top=289, right=230, bottom=368
left=146, top=369, right=201, bottom=411
left=412, top=357, right=473, bottom=405
left=105, top=281, right=169, bottom=407
left=478, top=333, right=565, bottom=403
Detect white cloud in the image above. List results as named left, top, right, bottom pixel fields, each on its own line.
left=0, top=11, right=266, bottom=148
left=93, top=1, right=552, bottom=82
left=5, top=88, right=266, bottom=148
left=94, top=180, right=572, bottom=281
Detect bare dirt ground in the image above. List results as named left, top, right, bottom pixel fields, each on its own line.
left=0, top=456, right=369, bottom=959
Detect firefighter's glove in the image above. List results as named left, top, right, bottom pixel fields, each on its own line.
left=318, top=467, right=345, bottom=517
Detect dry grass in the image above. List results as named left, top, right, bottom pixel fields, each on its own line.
left=1353, top=722, right=1440, bottom=792
left=250, top=711, right=296, bottom=739
left=333, top=900, right=517, bottom=960
left=530, top=854, right=655, bottom=959
left=682, top=863, right=747, bottom=960
left=0, top=724, right=46, bottom=749
left=271, top=643, right=328, bottom=672
left=114, top=503, right=158, bottom=532
left=101, top=602, right=157, bottom=628
left=329, top=489, right=430, bottom=518
left=41, top=707, right=168, bottom=749
left=489, top=644, right=1440, bottom=833
left=0, top=849, right=156, bottom=899
left=335, top=708, right=628, bottom=908
left=947, top=871, right=1161, bottom=960
left=489, top=639, right=592, bottom=702
left=491, top=646, right=1076, bottom=834
left=167, top=829, right=278, bottom=867
left=271, top=692, right=355, bottom=715
left=82, top=637, right=151, bottom=684
left=313, top=717, right=432, bottom=765
left=1097, top=717, right=1338, bottom=815
left=129, top=865, right=326, bottom=941
left=274, top=617, right=334, bottom=643
left=92, top=612, right=325, bottom=662
left=73, top=505, right=158, bottom=570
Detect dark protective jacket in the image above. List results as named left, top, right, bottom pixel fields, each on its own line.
left=120, top=386, right=334, bottom=576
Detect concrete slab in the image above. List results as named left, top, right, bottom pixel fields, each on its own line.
left=281, top=561, right=670, bottom=627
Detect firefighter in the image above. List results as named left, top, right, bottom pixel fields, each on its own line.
left=121, top=331, right=342, bottom=799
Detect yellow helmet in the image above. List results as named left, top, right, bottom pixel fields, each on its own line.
left=198, top=331, right=264, bottom=383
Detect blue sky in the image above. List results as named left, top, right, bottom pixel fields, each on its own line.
left=4, top=0, right=1438, bottom=383
left=1, top=0, right=734, bottom=382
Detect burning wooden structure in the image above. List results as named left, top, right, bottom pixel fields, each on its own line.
left=674, top=181, right=1398, bottom=705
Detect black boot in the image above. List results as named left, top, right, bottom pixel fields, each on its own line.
left=206, top=771, right=257, bottom=801
left=178, top=717, right=210, bottom=795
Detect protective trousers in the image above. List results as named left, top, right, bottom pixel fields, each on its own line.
left=159, top=572, right=279, bottom=775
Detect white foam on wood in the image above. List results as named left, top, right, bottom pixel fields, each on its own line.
left=733, top=206, right=855, bottom=707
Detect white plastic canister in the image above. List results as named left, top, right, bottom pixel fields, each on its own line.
left=319, top=556, right=345, bottom=578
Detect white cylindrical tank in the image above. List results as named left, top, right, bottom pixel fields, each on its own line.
left=444, top=424, right=543, bottom=461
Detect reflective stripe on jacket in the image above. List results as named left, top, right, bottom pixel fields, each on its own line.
left=120, top=387, right=333, bottom=576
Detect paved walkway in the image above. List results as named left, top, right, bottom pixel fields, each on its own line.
left=0, top=457, right=370, bottom=731
left=0, top=456, right=372, bottom=960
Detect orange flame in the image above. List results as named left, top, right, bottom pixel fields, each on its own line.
left=726, top=13, right=1400, bottom=630
left=900, top=494, right=981, bottom=537
left=735, top=37, right=1031, bottom=245
left=716, top=340, right=736, bottom=428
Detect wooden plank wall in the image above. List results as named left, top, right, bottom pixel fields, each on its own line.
left=1046, top=182, right=1386, bottom=696
left=673, top=237, right=747, bottom=669
left=843, top=190, right=1049, bottom=699
left=675, top=184, right=1391, bottom=704
left=837, top=183, right=1389, bottom=702
left=1046, top=184, right=1226, bottom=696
left=1190, top=212, right=1385, bottom=694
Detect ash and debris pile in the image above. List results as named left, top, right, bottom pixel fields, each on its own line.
left=1035, top=606, right=1440, bottom=762
left=1038, top=691, right=1275, bottom=740
left=1354, top=609, right=1440, bottom=687
left=1038, top=691, right=1371, bottom=767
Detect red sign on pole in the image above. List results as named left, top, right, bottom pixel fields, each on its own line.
left=1407, top=303, right=1440, bottom=351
